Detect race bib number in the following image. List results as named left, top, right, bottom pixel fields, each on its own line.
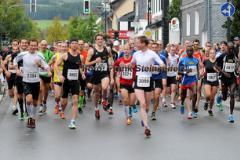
left=95, top=63, right=107, bottom=71
left=67, top=69, right=79, bottom=80
left=137, top=76, right=150, bottom=87
left=224, top=63, right=235, bottom=72
left=27, top=72, right=37, bottom=79
left=187, top=66, right=197, bottom=76
left=122, top=70, right=133, bottom=80
left=207, top=73, right=217, bottom=82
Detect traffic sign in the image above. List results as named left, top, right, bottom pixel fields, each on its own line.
left=144, top=30, right=152, bottom=39
left=221, top=2, right=235, bottom=17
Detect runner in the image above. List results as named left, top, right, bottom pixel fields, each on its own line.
left=38, top=40, right=54, bottom=115
left=85, top=33, right=114, bottom=119
left=151, top=42, right=167, bottom=120
left=216, top=42, right=239, bottom=123
left=56, top=39, right=85, bottom=129
left=2, top=40, right=19, bottom=115
left=14, top=39, right=51, bottom=128
left=178, top=45, right=199, bottom=119
left=15, top=39, right=29, bottom=120
left=131, top=36, right=165, bottom=137
left=202, top=49, right=219, bottom=116
left=167, top=45, right=179, bottom=109
left=113, top=43, right=136, bottom=125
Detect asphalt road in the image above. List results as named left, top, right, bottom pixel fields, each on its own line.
left=0, top=95, right=240, bottom=160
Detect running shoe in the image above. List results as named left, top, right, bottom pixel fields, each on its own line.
left=12, top=109, right=18, bottom=116
left=204, top=102, right=209, bottom=111
left=18, top=113, right=24, bottom=121
left=102, top=100, right=110, bottom=111
left=151, top=112, right=157, bottom=121
left=171, top=103, right=176, bottom=109
left=68, top=120, right=76, bottom=129
left=180, top=105, right=185, bottom=115
left=119, top=99, right=122, bottom=105
left=108, top=107, right=114, bottom=115
left=26, top=118, right=32, bottom=128
left=208, top=110, right=213, bottom=116
left=95, top=109, right=100, bottom=119
left=192, top=112, right=198, bottom=119
left=163, top=102, right=168, bottom=108
left=144, top=128, right=151, bottom=137
left=187, top=112, right=192, bottom=119
left=78, top=107, right=83, bottom=113
left=129, top=107, right=133, bottom=117
left=39, top=104, right=47, bottom=115
left=54, top=104, right=59, bottom=114
left=228, top=115, right=235, bottom=123
left=219, top=104, right=223, bottom=111
left=126, top=118, right=132, bottom=125
left=216, top=95, right=222, bottom=107
left=132, top=105, right=138, bottom=113
left=136, top=100, right=140, bottom=106
left=31, top=119, right=36, bottom=128
left=23, top=112, right=29, bottom=120
left=59, top=112, right=66, bottom=119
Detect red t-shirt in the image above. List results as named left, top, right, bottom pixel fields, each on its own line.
left=114, top=57, right=136, bottom=86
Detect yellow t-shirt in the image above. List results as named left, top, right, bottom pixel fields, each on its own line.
left=53, top=52, right=64, bottom=83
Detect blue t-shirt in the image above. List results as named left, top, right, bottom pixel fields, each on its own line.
left=152, top=54, right=167, bottom=80
left=178, top=56, right=199, bottom=86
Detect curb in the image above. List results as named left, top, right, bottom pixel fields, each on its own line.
left=0, top=81, right=6, bottom=103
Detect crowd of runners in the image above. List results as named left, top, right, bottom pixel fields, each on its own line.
left=0, top=33, right=240, bottom=137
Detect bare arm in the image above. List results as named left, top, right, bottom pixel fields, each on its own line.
left=85, top=48, right=96, bottom=66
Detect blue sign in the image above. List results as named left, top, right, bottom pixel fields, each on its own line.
left=221, top=2, right=235, bottom=17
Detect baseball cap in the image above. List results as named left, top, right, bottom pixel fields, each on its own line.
left=113, top=41, right=120, bottom=46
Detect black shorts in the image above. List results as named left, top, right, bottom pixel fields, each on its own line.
left=221, top=78, right=236, bottom=87
left=62, top=80, right=80, bottom=98
left=40, top=76, right=51, bottom=84
left=92, top=73, right=109, bottom=85
left=7, top=73, right=16, bottom=89
left=120, top=84, right=134, bottom=93
left=153, top=79, right=163, bottom=89
left=203, top=78, right=219, bottom=86
left=134, top=76, right=153, bottom=92
left=15, top=76, right=24, bottom=94
left=167, top=76, right=177, bottom=87
left=23, top=82, right=40, bottom=100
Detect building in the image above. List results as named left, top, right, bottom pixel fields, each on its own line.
left=181, top=0, right=227, bottom=47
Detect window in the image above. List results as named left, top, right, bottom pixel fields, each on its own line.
left=195, top=11, right=199, bottom=35
left=186, top=13, right=190, bottom=36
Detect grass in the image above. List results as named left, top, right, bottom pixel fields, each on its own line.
left=33, top=20, right=68, bottom=30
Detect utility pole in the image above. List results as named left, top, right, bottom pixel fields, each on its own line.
left=147, top=0, right=151, bottom=26
left=227, top=0, right=231, bottom=41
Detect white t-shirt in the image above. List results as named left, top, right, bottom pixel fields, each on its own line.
left=14, top=51, right=49, bottom=83
left=131, top=49, right=164, bottom=77
left=167, top=54, right=179, bottom=77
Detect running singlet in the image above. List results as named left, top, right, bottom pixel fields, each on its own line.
left=178, top=56, right=199, bottom=88
left=8, top=52, right=18, bottom=73
left=217, top=54, right=238, bottom=80
left=114, top=57, right=136, bottom=86
left=53, top=52, right=64, bottom=83
left=167, top=54, right=179, bottom=77
left=13, top=52, right=49, bottom=83
left=203, top=59, right=218, bottom=83
left=62, top=52, right=81, bottom=81
left=39, top=49, right=53, bottom=77
left=90, top=47, right=110, bottom=74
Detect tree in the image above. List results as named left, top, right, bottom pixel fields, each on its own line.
left=46, top=17, right=68, bottom=44
left=68, top=12, right=102, bottom=43
left=166, top=0, right=181, bottom=21
left=0, top=0, right=40, bottom=43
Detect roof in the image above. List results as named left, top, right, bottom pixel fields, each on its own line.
left=119, top=11, right=135, bottom=21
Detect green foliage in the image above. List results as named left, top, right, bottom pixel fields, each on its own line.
left=166, top=0, right=181, bottom=21
left=0, top=0, right=40, bottom=42
left=68, top=12, right=101, bottom=43
left=46, top=17, right=68, bottom=44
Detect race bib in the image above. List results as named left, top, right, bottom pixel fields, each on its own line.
left=137, top=76, right=150, bottom=87
left=187, top=66, right=197, bottom=76
left=224, top=63, right=235, bottom=72
left=207, top=73, right=217, bottom=82
left=67, top=69, right=79, bottom=80
left=95, top=63, right=107, bottom=71
left=122, top=70, right=133, bottom=80
left=27, top=72, right=37, bottom=79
